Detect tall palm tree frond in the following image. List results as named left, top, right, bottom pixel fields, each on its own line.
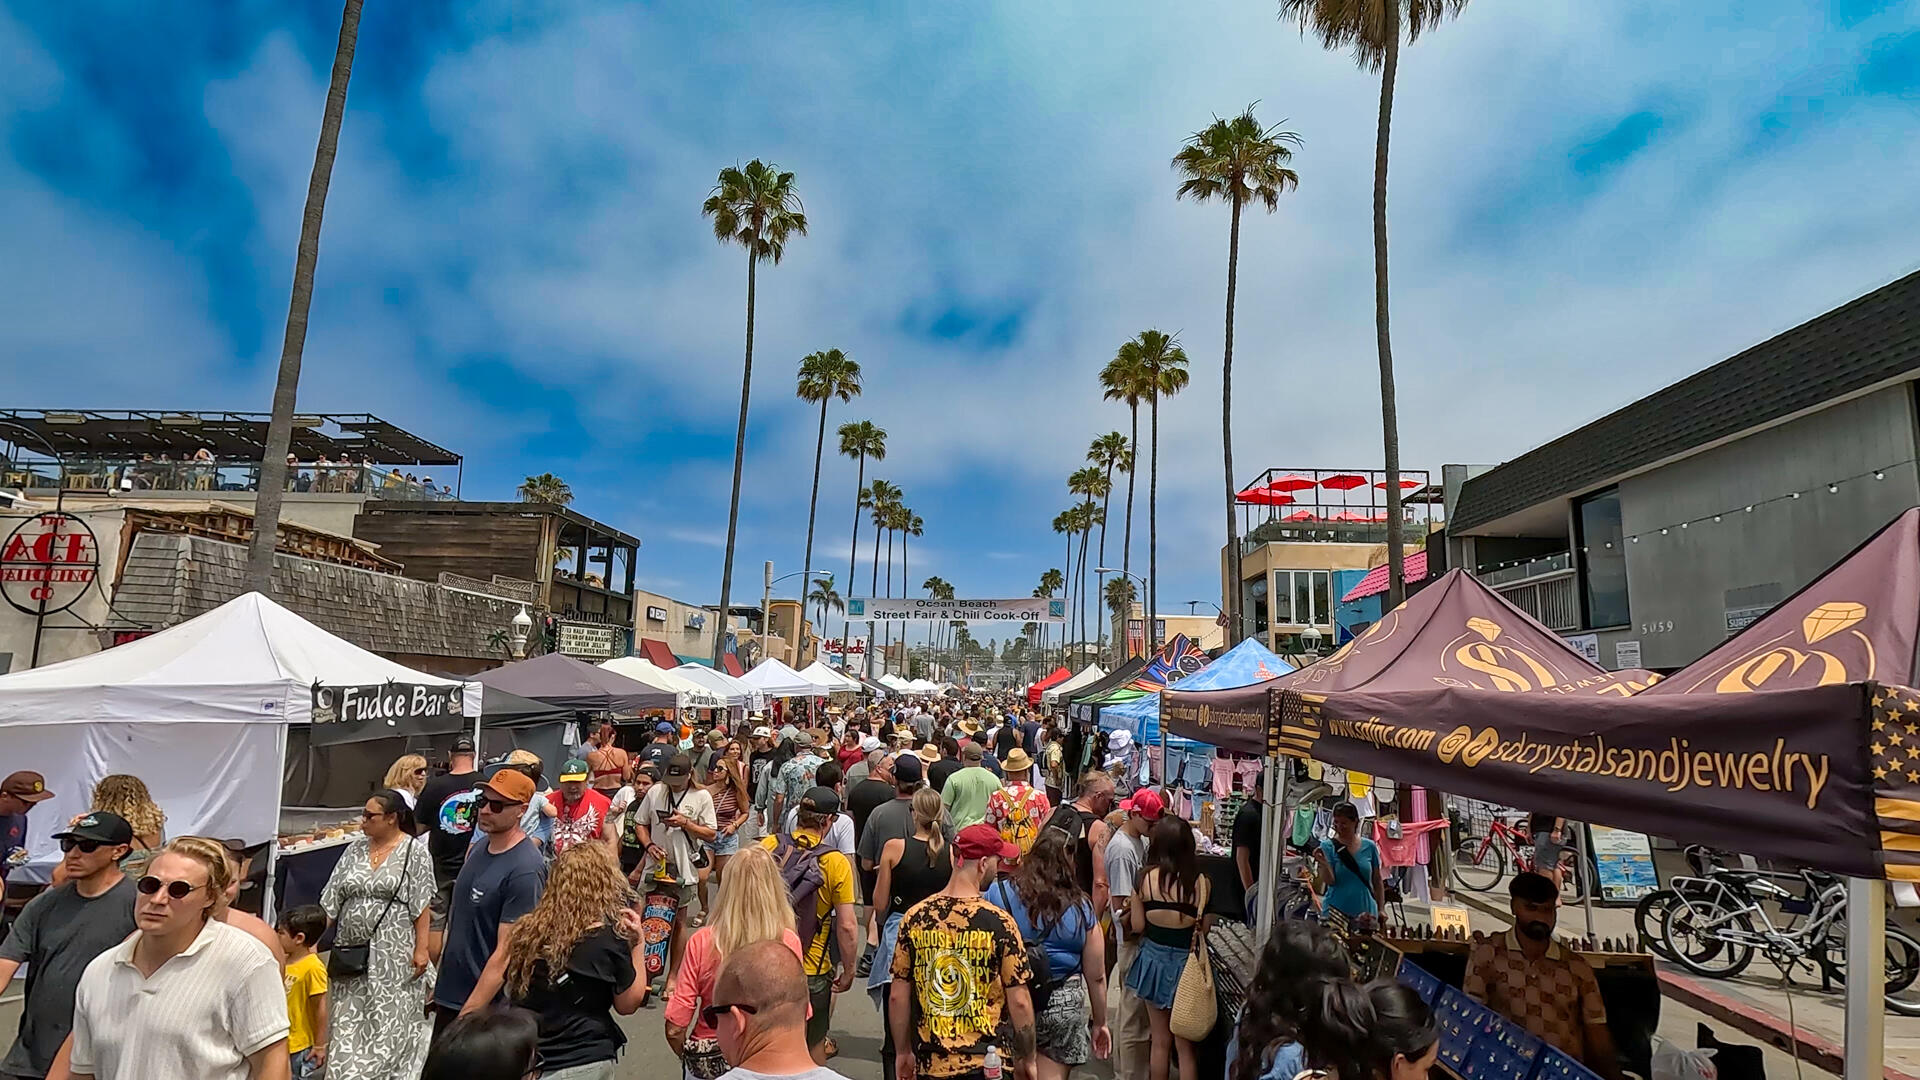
left=518, top=472, right=574, bottom=505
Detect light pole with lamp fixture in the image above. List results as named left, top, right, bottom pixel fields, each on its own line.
left=760, top=563, right=832, bottom=668
left=1094, top=566, right=1149, bottom=662
left=509, top=605, right=532, bottom=659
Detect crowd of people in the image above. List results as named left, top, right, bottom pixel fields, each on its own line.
left=0, top=691, right=1625, bottom=1080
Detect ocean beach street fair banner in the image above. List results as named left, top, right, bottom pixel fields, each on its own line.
left=309, top=681, right=477, bottom=745
left=1163, top=569, right=1659, bottom=755
left=846, top=596, right=1067, bottom=623
left=1275, top=681, right=1880, bottom=879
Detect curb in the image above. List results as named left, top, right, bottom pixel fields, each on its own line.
left=1446, top=889, right=1915, bottom=1080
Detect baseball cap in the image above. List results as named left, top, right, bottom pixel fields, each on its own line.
left=635, top=763, right=662, bottom=781
left=478, top=770, right=536, bottom=804
left=451, top=735, right=476, bottom=754
left=792, top=731, right=815, bottom=748
left=799, top=786, right=841, bottom=815
left=1120, top=788, right=1166, bottom=822
left=655, top=720, right=677, bottom=735
left=54, top=811, right=134, bottom=845
left=751, top=725, right=772, bottom=739
left=0, top=771, right=52, bottom=804
left=860, top=735, right=883, bottom=753
left=892, top=754, right=924, bottom=784
left=665, top=754, right=693, bottom=778
left=558, top=758, right=590, bottom=782
left=955, top=823, right=1018, bottom=861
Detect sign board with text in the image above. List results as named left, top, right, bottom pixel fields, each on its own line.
left=310, top=682, right=473, bottom=745
left=846, top=597, right=1066, bottom=623
left=1587, top=824, right=1660, bottom=902
left=1, top=512, right=99, bottom=616
left=557, top=622, right=620, bottom=659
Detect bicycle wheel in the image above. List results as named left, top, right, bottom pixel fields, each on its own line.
left=1818, top=922, right=1920, bottom=1014
left=1661, top=896, right=1756, bottom=979
left=1451, top=834, right=1507, bottom=893
left=1634, top=889, right=1683, bottom=960
left=1560, top=854, right=1591, bottom=903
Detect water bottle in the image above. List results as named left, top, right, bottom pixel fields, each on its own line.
left=984, top=1044, right=1003, bottom=1080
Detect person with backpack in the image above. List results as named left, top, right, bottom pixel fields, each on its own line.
left=760, top=786, right=858, bottom=1065
left=1040, top=770, right=1116, bottom=917
left=986, top=829, right=1109, bottom=1080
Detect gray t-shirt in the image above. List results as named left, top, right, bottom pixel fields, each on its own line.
left=718, top=1067, right=853, bottom=1080
left=1106, top=829, right=1145, bottom=903
left=856, top=796, right=917, bottom=869
left=0, top=875, right=139, bottom=1077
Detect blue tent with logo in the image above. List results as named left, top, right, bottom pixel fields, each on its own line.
left=1106, top=638, right=1294, bottom=751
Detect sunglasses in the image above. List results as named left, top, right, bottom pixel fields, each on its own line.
left=361, top=809, right=393, bottom=820
left=413, top=767, right=429, bottom=776
left=481, top=797, right=524, bottom=813
left=59, top=837, right=109, bottom=854
left=699, top=1001, right=758, bottom=1028
left=137, top=875, right=205, bottom=900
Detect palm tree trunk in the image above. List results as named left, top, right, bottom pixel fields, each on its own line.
left=247, top=0, right=363, bottom=593
left=843, top=455, right=865, bottom=670
left=802, top=397, right=828, bottom=627
left=1124, top=403, right=1139, bottom=655
left=870, top=519, right=883, bottom=674
left=1149, top=391, right=1160, bottom=658
left=713, top=252, right=757, bottom=664
left=1377, top=5, right=1407, bottom=607
left=1076, top=527, right=1092, bottom=668
left=884, top=528, right=895, bottom=672
left=1222, top=195, right=1244, bottom=645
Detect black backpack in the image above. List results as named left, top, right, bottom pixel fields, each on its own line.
left=991, top=880, right=1063, bottom=1013
left=772, top=832, right=831, bottom=947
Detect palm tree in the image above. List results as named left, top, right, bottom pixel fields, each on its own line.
left=1069, top=465, right=1110, bottom=660
left=246, top=0, right=365, bottom=593
left=796, top=349, right=861, bottom=619
left=1051, top=511, right=1076, bottom=665
left=1105, top=576, right=1138, bottom=657
left=1070, top=500, right=1104, bottom=667
left=517, top=473, right=574, bottom=505
left=808, top=577, right=843, bottom=634
left=1114, top=330, right=1189, bottom=654
left=837, top=420, right=886, bottom=662
left=1037, top=568, right=1065, bottom=672
left=1279, top=0, right=1468, bottom=604
left=1087, top=432, right=1131, bottom=662
left=865, top=479, right=903, bottom=672
left=899, top=510, right=924, bottom=652
left=923, top=576, right=950, bottom=657
left=1100, top=349, right=1152, bottom=593
left=880, top=502, right=909, bottom=666
left=1175, top=106, right=1301, bottom=644
left=701, top=159, right=808, bottom=663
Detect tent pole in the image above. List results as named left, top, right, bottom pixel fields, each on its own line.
left=1844, top=877, right=1886, bottom=1080
left=262, top=720, right=289, bottom=921
left=1578, top=823, right=1596, bottom=938
left=1259, top=755, right=1288, bottom=941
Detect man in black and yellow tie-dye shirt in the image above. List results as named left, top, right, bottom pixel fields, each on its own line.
left=889, top=824, right=1035, bottom=1080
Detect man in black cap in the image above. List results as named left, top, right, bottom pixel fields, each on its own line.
left=0, top=811, right=137, bottom=1080
left=637, top=720, right=679, bottom=776
left=416, top=736, right=482, bottom=959
left=0, top=770, right=53, bottom=893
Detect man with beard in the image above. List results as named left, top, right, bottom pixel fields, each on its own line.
left=1465, top=872, right=1621, bottom=1080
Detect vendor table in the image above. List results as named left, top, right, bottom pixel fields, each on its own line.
left=272, top=834, right=355, bottom=920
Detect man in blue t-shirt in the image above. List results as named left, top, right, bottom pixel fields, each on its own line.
left=432, top=768, right=547, bottom=1039
left=0, top=771, right=55, bottom=890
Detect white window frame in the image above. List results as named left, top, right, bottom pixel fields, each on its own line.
left=1269, top=569, right=1332, bottom=628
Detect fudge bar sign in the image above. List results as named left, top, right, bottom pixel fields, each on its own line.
left=312, top=682, right=464, bottom=735
left=2, top=512, right=100, bottom=616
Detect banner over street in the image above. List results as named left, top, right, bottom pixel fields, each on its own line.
left=846, top=596, right=1067, bottom=623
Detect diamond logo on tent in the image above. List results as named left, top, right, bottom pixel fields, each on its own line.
left=1466, top=617, right=1502, bottom=642
left=1802, top=602, right=1866, bottom=644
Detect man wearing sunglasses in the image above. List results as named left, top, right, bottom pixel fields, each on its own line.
left=436, top=769, right=546, bottom=1038
left=707, top=938, right=853, bottom=1080
left=0, top=812, right=137, bottom=1080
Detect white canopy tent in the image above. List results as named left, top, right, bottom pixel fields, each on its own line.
left=879, top=674, right=913, bottom=692
left=800, top=661, right=863, bottom=694
left=1041, top=663, right=1107, bottom=705
left=740, top=657, right=828, bottom=698
left=0, top=592, right=478, bottom=883
left=672, top=663, right=767, bottom=712
left=598, top=656, right=727, bottom=710
left=904, top=678, right=940, bottom=695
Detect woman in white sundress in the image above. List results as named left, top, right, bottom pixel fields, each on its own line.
left=321, top=788, right=438, bottom=1080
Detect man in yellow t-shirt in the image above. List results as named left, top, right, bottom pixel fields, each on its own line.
left=762, top=785, right=859, bottom=1062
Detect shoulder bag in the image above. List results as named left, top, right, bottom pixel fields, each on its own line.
left=329, top=838, right=413, bottom=978
left=1170, top=877, right=1216, bottom=1041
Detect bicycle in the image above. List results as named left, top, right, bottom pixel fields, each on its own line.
left=1449, top=812, right=1589, bottom=901
left=1660, top=866, right=1920, bottom=1013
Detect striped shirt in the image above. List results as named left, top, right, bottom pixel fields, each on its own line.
left=71, top=918, right=288, bottom=1080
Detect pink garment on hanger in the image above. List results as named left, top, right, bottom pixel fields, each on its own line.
left=1373, top=819, right=1447, bottom=868
left=1408, top=785, right=1432, bottom=863
left=1211, top=758, right=1234, bottom=797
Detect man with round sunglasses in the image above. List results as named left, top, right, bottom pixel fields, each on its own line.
left=709, top=938, right=853, bottom=1080
left=0, top=812, right=137, bottom=1080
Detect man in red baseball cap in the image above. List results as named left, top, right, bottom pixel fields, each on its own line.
left=888, top=823, right=1036, bottom=1080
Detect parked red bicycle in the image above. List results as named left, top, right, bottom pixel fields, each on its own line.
left=1450, top=812, right=1589, bottom=900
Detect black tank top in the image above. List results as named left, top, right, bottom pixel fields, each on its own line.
left=889, top=836, right=952, bottom=916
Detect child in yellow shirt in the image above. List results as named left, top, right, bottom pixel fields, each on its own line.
left=275, top=904, right=330, bottom=1079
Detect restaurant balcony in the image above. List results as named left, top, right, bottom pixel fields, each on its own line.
left=0, top=458, right=459, bottom=501
left=1474, top=551, right=1580, bottom=632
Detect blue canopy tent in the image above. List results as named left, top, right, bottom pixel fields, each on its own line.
left=1106, top=638, right=1294, bottom=750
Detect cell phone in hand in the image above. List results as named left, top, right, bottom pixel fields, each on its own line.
left=656, top=809, right=675, bottom=823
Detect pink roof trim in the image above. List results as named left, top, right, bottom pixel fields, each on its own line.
left=1340, top=549, right=1431, bottom=603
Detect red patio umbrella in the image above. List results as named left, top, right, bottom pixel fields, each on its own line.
left=1283, top=510, right=1317, bottom=522
left=1236, top=487, right=1296, bottom=506
left=1374, top=477, right=1420, bottom=490
left=1268, top=473, right=1317, bottom=492
left=1332, top=510, right=1369, bottom=522
left=1320, top=473, right=1368, bottom=490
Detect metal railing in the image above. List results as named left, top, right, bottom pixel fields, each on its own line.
left=1477, top=550, right=1574, bottom=587
left=1491, top=572, right=1580, bottom=631
left=1, top=458, right=457, bottom=501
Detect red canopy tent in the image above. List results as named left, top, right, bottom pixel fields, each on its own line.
left=1027, top=666, right=1073, bottom=706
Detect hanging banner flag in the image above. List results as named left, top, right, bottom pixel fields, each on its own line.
left=846, top=597, right=1066, bottom=623
left=310, top=682, right=474, bottom=745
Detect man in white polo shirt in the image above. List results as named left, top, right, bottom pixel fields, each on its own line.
left=69, top=840, right=288, bottom=1080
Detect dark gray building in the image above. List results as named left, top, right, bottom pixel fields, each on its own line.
left=1448, top=269, right=1920, bottom=671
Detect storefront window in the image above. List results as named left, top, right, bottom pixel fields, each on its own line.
left=1575, top=489, right=1630, bottom=628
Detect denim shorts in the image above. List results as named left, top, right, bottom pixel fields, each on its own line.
left=711, top=827, right=742, bottom=856
left=291, top=1048, right=322, bottom=1079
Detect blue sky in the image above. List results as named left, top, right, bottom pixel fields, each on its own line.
left=4, top=0, right=1919, bottom=644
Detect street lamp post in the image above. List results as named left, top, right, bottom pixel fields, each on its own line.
left=1300, top=622, right=1323, bottom=658
left=1094, top=567, right=1148, bottom=661
left=509, top=605, right=532, bottom=659
left=760, top=563, right=832, bottom=669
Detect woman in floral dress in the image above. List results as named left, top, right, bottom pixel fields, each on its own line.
left=321, top=788, right=437, bottom=1080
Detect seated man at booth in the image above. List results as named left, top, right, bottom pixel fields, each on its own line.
left=1465, top=871, right=1623, bottom=1080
